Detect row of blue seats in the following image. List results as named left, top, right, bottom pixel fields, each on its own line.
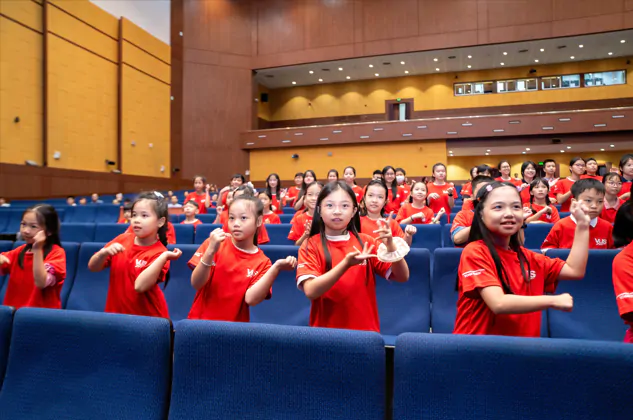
left=0, top=241, right=625, bottom=343
left=0, top=308, right=629, bottom=419
left=0, top=222, right=562, bottom=250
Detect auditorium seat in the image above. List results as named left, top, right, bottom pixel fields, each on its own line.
left=523, top=223, right=554, bottom=249
left=408, top=224, right=442, bottom=251
left=377, top=249, right=431, bottom=344
left=196, top=214, right=215, bottom=224
left=195, top=224, right=223, bottom=244
left=0, top=306, right=14, bottom=387
left=559, top=212, right=571, bottom=219
left=95, top=205, right=121, bottom=223
left=0, top=308, right=172, bottom=419
left=61, top=223, right=96, bottom=243
left=161, top=244, right=198, bottom=322
left=94, top=223, right=128, bottom=242
left=430, top=248, right=461, bottom=333
left=264, top=224, right=293, bottom=245
left=450, top=206, right=462, bottom=214
left=169, top=214, right=183, bottom=224
left=65, top=206, right=98, bottom=223
left=437, top=212, right=449, bottom=226
left=169, top=321, right=386, bottom=420
left=173, top=224, right=194, bottom=244
left=393, top=333, right=633, bottom=420
left=547, top=249, right=627, bottom=342
left=0, top=212, right=8, bottom=233
left=251, top=245, right=309, bottom=326
left=0, top=210, right=22, bottom=234
left=65, top=243, right=110, bottom=312
left=279, top=214, right=294, bottom=223
left=442, top=224, right=453, bottom=247
left=0, top=241, right=14, bottom=291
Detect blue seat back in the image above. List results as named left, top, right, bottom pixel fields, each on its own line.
left=376, top=249, right=431, bottom=337
left=408, top=224, right=442, bottom=250
left=169, top=322, right=386, bottom=420
left=279, top=214, right=294, bottom=224
left=560, top=212, right=571, bottom=219
left=169, top=214, right=183, bottom=224
left=172, top=224, right=193, bottom=244
left=0, top=211, right=8, bottom=233
left=95, top=205, right=121, bottom=223
left=0, top=241, right=14, bottom=292
left=0, top=308, right=171, bottom=420
left=450, top=206, right=462, bottom=214
left=265, top=224, right=293, bottom=245
left=442, top=224, right=453, bottom=247
left=1, top=210, right=23, bottom=234
left=547, top=249, right=627, bottom=341
left=65, top=243, right=110, bottom=312
left=61, top=223, right=95, bottom=243
left=196, top=214, right=215, bottom=224
left=195, top=224, right=223, bottom=244
left=251, top=245, right=309, bottom=326
left=161, top=245, right=198, bottom=322
left=66, top=206, right=98, bottom=223
left=394, top=333, right=633, bottom=420
left=523, top=223, right=553, bottom=249
left=94, top=223, right=128, bottom=242
left=0, top=306, right=14, bottom=387
left=431, top=248, right=462, bottom=333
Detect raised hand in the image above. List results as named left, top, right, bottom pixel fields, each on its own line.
left=552, top=293, right=573, bottom=312
left=164, top=248, right=182, bottom=261
left=32, top=230, right=47, bottom=250
left=208, top=228, right=228, bottom=254
left=279, top=189, right=287, bottom=200
left=570, top=200, right=591, bottom=227
left=205, top=184, right=211, bottom=193
left=404, top=225, right=417, bottom=236
left=302, top=221, right=312, bottom=237
left=0, top=255, right=9, bottom=266
left=412, top=212, right=426, bottom=222
left=275, top=256, right=297, bottom=270
left=374, top=214, right=394, bottom=245
left=428, top=193, right=440, bottom=200
left=101, top=243, right=125, bottom=256
left=344, top=242, right=377, bottom=267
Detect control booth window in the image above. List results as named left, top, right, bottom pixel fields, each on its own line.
left=584, top=70, right=626, bottom=87
left=541, top=74, right=580, bottom=90
left=497, top=78, right=538, bottom=93
left=454, top=81, right=494, bottom=96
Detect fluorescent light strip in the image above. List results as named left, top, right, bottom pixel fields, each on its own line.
left=558, top=118, right=571, bottom=122
left=508, top=120, right=521, bottom=124
left=402, top=133, right=413, bottom=137
left=594, top=123, right=607, bottom=127
left=612, top=115, right=625, bottom=119
left=246, top=142, right=255, bottom=146
left=360, top=135, right=370, bottom=139
left=373, top=128, right=384, bottom=131
left=417, top=125, right=428, bottom=129
left=446, top=131, right=457, bottom=135
left=542, top=126, right=554, bottom=130
left=493, top=129, right=504, bottom=132
left=333, top=130, right=342, bottom=133
left=258, top=135, right=267, bottom=138
left=282, top=140, right=291, bottom=143
left=319, top=138, right=329, bottom=141
left=294, top=133, right=303, bottom=136
left=461, top=123, right=473, bottom=127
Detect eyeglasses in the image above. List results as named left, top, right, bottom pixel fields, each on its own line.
left=606, top=181, right=623, bottom=186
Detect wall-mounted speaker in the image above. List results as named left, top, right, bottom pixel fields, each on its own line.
left=260, top=93, right=269, bottom=103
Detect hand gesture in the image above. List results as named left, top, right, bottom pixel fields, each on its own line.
left=205, top=184, right=211, bottom=193
left=552, top=293, right=573, bottom=312
left=271, top=205, right=277, bottom=212
left=446, top=187, right=454, bottom=195
left=545, top=206, right=552, bottom=215
left=520, top=183, right=530, bottom=191
left=0, top=255, right=10, bottom=266
left=412, top=212, right=426, bottom=222
left=428, top=193, right=440, bottom=200
left=216, top=205, right=224, bottom=213
left=570, top=200, right=591, bottom=227
left=101, top=243, right=125, bottom=256
left=437, top=207, right=446, bottom=215
left=208, top=228, right=228, bottom=254
left=279, top=189, right=287, bottom=200
left=302, top=221, right=312, bottom=237
left=344, top=242, right=377, bottom=267
left=275, top=256, right=297, bottom=271
left=32, top=230, right=47, bottom=250
left=404, top=225, right=417, bottom=236
left=164, top=248, right=182, bottom=261
left=373, top=213, right=394, bottom=245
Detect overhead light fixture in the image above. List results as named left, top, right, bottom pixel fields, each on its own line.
left=579, top=44, right=584, bottom=48
left=400, top=61, right=405, bottom=65
left=449, top=150, right=453, bottom=153
left=526, top=148, right=531, bottom=151
left=435, top=68, right=440, bottom=71
left=522, top=151, right=526, bottom=154
left=540, top=48, right=545, bottom=52
left=610, top=144, right=615, bottom=147
left=486, top=149, right=491, bottom=152
left=346, top=76, right=351, bottom=79
left=621, top=40, right=626, bottom=43
left=433, top=58, right=438, bottom=62
left=608, top=52, right=613, bottom=56
left=318, top=78, right=323, bottom=82
left=567, top=146, right=571, bottom=149
left=600, top=148, right=605, bottom=151
left=485, top=152, right=489, bottom=156
left=338, top=67, right=343, bottom=71
left=534, top=59, right=539, bottom=63
left=503, top=52, right=508, bottom=55
left=500, top=62, right=505, bottom=66
left=292, top=81, right=296, bottom=85
left=570, top=56, right=575, bottom=59
left=369, top=64, right=374, bottom=68
left=467, top=65, right=472, bottom=69
left=404, top=70, right=409, bottom=74
left=560, top=150, right=565, bottom=153
left=467, top=55, right=472, bottom=59
left=375, top=73, right=379, bottom=77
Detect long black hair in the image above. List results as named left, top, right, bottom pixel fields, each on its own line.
left=620, top=153, right=633, bottom=181
left=132, top=192, right=170, bottom=286
left=528, top=177, right=552, bottom=215
left=521, top=161, right=537, bottom=183
left=463, top=181, right=531, bottom=294
left=18, top=204, right=62, bottom=269
left=343, top=166, right=357, bottom=185
left=297, top=170, right=317, bottom=202
left=408, top=181, right=427, bottom=204
left=613, top=197, right=633, bottom=248
left=229, top=195, right=264, bottom=246
left=307, top=182, right=363, bottom=271
left=382, top=166, right=398, bottom=202
left=265, top=173, right=282, bottom=197
left=360, top=179, right=389, bottom=217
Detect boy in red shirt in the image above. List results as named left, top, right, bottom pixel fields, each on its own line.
left=542, top=179, right=614, bottom=250
left=180, top=200, right=203, bottom=228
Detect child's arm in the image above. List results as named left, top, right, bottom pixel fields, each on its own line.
left=204, top=184, right=211, bottom=209
left=375, top=219, right=409, bottom=282
left=557, top=190, right=572, bottom=205
left=431, top=207, right=446, bottom=224
left=480, top=286, right=573, bottom=314
left=213, top=209, right=223, bottom=224
left=31, top=231, right=49, bottom=289
left=134, top=249, right=181, bottom=293
left=295, top=222, right=311, bottom=247
left=302, top=242, right=375, bottom=300
left=88, top=243, right=125, bottom=272
left=452, top=227, right=470, bottom=245
left=525, top=207, right=547, bottom=224
left=293, top=195, right=305, bottom=211
left=191, top=229, right=225, bottom=290
left=245, top=256, right=297, bottom=306
left=558, top=202, right=590, bottom=280
left=403, top=225, right=416, bottom=246
left=447, top=186, right=455, bottom=209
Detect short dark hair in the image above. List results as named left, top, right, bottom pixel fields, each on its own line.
left=471, top=175, right=494, bottom=196
left=373, top=169, right=382, bottom=176
left=184, top=200, right=199, bottom=208
left=232, top=174, right=246, bottom=183
left=476, top=164, right=491, bottom=174
left=543, top=159, right=556, bottom=166
left=294, top=172, right=304, bottom=178
left=571, top=178, right=605, bottom=198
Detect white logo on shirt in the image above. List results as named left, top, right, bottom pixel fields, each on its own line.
left=195, top=252, right=202, bottom=257
left=135, top=259, right=148, bottom=268
left=247, top=268, right=259, bottom=278
left=463, top=269, right=485, bottom=277
left=617, top=292, right=633, bottom=300
left=594, top=238, right=607, bottom=246
left=530, top=270, right=537, bottom=280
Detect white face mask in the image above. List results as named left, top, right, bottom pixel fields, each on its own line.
left=396, top=175, right=405, bottom=183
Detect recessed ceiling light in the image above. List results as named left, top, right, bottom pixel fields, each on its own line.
left=608, top=52, right=613, bottom=56
left=467, top=65, right=472, bottom=69
left=503, top=52, right=508, bottom=55
left=318, top=78, right=323, bottom=82
left=369, top=64, right=374, bottom=68
left=375, top=73, right=379, bottom=77
left=346, top=76, right=350, bottom=79
left=485, top=152, right=489, bottom=155
left=540, top=48, right=545, bottom=52
left=309, top=70, right=314, bottom=74
left=433, top=58, right=438, bottom=62
left=570, top=56, right=575, bottom=59
left=404, top=70, right=409, bottom=74
left=526, top=148, right=531, bottom=151
left=292, top=81, right=296, bottom=85
left=449, top=150, right=453, bottom=153
left=467, top=55, right=472, bottom=59
left=338, top=67, right=343, bottom=71
left=400, top=61, right=405, bottom=65
left=435, top=68, right=440, bottom=71
left=500, top=62, right=505, bottom=66
left=600, top=148, right=605, bottom=151
left=567, top=146, right=571, bottom=149
left=534, top=59, right=539, bottom=63
left=610, top=144, right=615, bottom=147
left=560, top=150, right=565, bottom=153
left=486, top=149, right=491, bottom=152
left=621, top=40, right=626, bottom=43
left=522, top=151, right=526, bottom=154
left=579, top=44, right=584, bottom=48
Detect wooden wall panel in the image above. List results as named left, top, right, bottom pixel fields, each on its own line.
left=304, top=0, right=355, bottom=49
left=0, top=0, right=43, bottom=32
left=121, top=17, right=171, bottom=64
left=48, top=0, right=118, bottom=38
left=418, top=0, right=477, bottom=35
left=122, top=40, right=170, bottom=83
left=256, top=0, right=305, bottom=55
left=362, top=0, right=419, bottom=42
left=553, top=0, right=623, bottom=20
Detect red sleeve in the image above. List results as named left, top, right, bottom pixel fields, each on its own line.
left=450, top=210, right=470, bottom=232
left=613, top=248, right=633, bottom=318
left=247, top=257, right=273, bottom=299
left=366, top=236, right=392, bottom=279
left=459, top=243, right=504, bottom=298
left=188, top=239, right=210, bottom=270
left=0, top=247, right=21, bottom=275
left=297, top=239, right=323, bottom=286
left=549, top=206, right=560, bottom=223
left=389, top=219, right=405, bottom=239
left=257, top=224, right=270, bottom=245
left=618, top=182, right=631, bottom=198
left=167, top=223, right=176, bottom=244
left=541, top=222, right=562, bottom=249
left=44, top=246, right=67, bottom=285
left=395, top=205, right=408, bottom=223
left=272, top=214, right=281, bottom=224
left=221, top=191, right=228, bottom=205
left=288, top=216, right=305, bottom=241
left=422, top=207, right=434, bottom=224
left=529, top=249, right=565, bottom=293
left=551, top=182, right=562, bottom=195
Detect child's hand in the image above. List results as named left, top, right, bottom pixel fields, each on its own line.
left=570, top=201, right=591, bottom=227
left=164, top=248, right=182, bottom=261
left=216, top=205, right=224, bottom=213
left=101, top=243, right=125, bottom=256
left=302, top=221, right=312, bottom=237
left=552, top=293, right=573, bottom=312
left=275, top=256, right=297, bottom=271
left=404, top=225, right=417, bottom=236
left=428, top=193, right=440, bottom=200
left=545, top=206, right=552, bottom=215
left=32, top=231, right=47, bottom=250
left=344, top=242, right=376, bottom=267
left=520, top=183, right=530, bottom=191
left=437, top=207, right=446, bottom=215
left=205, top=184, right=211, bottom=193
left=0, top=255, right=9, bottom=266
left=279, top=189, right=287, bottom=200
left=373, top=214, right=394, bottom=245
left=550, top=197, right=558, bottom=204
left=207, top=228, right=228, bottom=254
left=446, top=187, right=454, bottom=195
left=264, top=219, right=271, bottom=224
left=271, top=205, right=277, bottom=212
left=412, top=212, right=426, bottom=221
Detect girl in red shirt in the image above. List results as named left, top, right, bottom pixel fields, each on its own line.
left=397, top=181, right=441, bottom=225
left=293, top=170, right=317, bottom=211
left=217, top=186, right=270, bottom=244
left=518, top=161, right=537, bottom=204
left=601, top=173, right=624, bottom=223
left=184, top=175, right=210, bottom=214
left=284, top=172, right=304, bottom=207
left=619, top=153, right=633, bottom=200
left=395, top=168, right=411, bottom=202
left=288, top=182, right=322, bottom=246
left=188, top=196, right=296, bottom=322
left=343, top=166, right=364, bottom=203
left=297, top=181, right=410, bottom=332
left=327, top=169, right=339, bottom=183
left=552, top=157, right=585, bottom=212
left=88, top=192, right=182, bottom=318
left=460, top=167, right=478, bottom=199
left=258, top=191, right=281, bottom=225
left=524, top=178, right=560, bottom=224
left=612, top=200, right=633, bottom=343
left=361, top=180, right=416, bottom=246
left=454, top=181, right=590, bottom=337
left=0, top=204, right=65, bottom=309
left=426, top=163, right=455, bottom=223
left=495, top=160, right=522, bottom=187
left=265, top=173, right=286, bottom=215
left=382, top=166, right=404, bottom=213
left=581, top=157, right=601, bottom=180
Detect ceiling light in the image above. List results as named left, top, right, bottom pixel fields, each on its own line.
left=375, top=73, right=379, bottom=77
left=621, top=40, right=626, bottom=43
left=522, top=151, right=526, bottom=154
left=610, top=144, right=615, bottom=147
left=467, top=65, right=471, bottom=69
left=318, top=78, right=323, bottom=82
left=433, top=58, right=438, bottom=62
left=467, top=55, right=472, bottom=59
left=338, top=67, right=343, bottom=71
left=534, top=59, right=539, bottom=63
left=608, top=52, right=613, bottom=55
left=486, top=149, right=491, bottom=152
left=560, top=150, right=565, bottom=153
left=449, top=150, right=453, bottom=153
left=540, top=48, right=545, bottom=52
left=346, top=76, right=351, bottom=79
left=500, top=62, right=505, bottom=66
left=485, top=152, right=489, bottom=155
left=369, top=64, right=373, bottom=68
left=503, top=52, right=508, bottom=55
left=579, top=44, right=584, bottom=48
left=570, top=56, right=575, bottom=59
left=292, top=81, right=296, bottom=85
left=435, top=68, right=440, bottom=71
left=526, top=148, right=531, bottom=151
left=309, top=70, right=314, bottom=74
left=404, top=70, right=409, bottom=74
left=400, top=61, right=405, bottom=65
left=600, top=148, right=605, bottom=151
left=567, top=146, right=571, bottom=149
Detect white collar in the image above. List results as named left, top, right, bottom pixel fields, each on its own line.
left=231, top=239, right=259, bottom=254
left=325, top=233, right=350, bottom=242
left=570, top=214, right=598, bottom=228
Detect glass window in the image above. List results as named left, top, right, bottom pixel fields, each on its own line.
left=584, top=70, right=626, bottom=87
left=497, top=78, right=537, bottom=93
left=542, top=75, right=580, bottom=90
left=454, top=82, right=493, bottom=96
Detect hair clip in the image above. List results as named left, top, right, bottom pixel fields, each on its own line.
left=154, top=191, right=164, bottom=199
left=486, top=185, right=493, bottom=192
